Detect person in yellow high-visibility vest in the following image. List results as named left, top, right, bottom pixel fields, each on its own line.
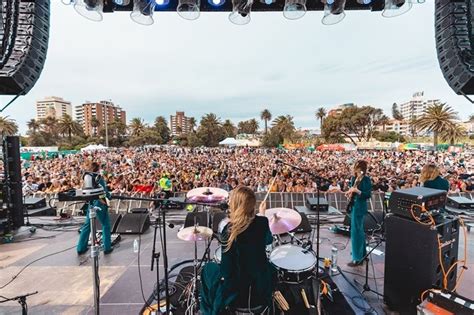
left=159, top=173, right=172, bottom=199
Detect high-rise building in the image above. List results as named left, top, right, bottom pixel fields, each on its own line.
left=399, top=92, right=440, bottom=121
left=327, top=103, right=354, bottom=117
left=36, top=96, right=72, bottom=120
left=76, top=100, right=127, bottom=136
left=170, top=111, right=193, bottom=135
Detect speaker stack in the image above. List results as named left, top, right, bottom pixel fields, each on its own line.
left=2, top=136, right=24, bottom=229
left=435, top=0, right=474, bottom=95
left=0, top=0, right=50, bottom=95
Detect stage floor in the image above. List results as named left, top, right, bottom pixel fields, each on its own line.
left=0, top=215, right=472, bottom=315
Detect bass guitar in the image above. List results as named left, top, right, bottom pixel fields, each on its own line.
left=346, top=172, right=364, bottom=214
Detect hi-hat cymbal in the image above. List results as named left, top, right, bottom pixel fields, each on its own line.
left=265, top=208, right=302, bottom=235
left=186, top=187, right=229, bottom=204
left=177, top=226, right=213, bottom=242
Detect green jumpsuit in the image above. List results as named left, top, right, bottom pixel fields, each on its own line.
left=349, top=176, right=372, bottom=263
left=200, top=216, right=274, bottom=315
left=423, top=175, right=449, bottom=192
left=76, top=177, right=112, bottom=254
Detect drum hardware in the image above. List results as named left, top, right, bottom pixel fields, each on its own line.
left=269, top=244, right=318, bottom=284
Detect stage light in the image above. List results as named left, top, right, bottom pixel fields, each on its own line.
left=177, top=0, right=200, bottom=20
left=382, top=0, right=412, bottom=18
left=229, top=0, right=253, bottom=25
left=321, top=0, right=346, bottom=25
left=283, top=0, right=306, bottom=20
left=209, top=0, right=225, bottom=6
left=356, top=0, right=371, bottom=4
left=74, top=0, right=103, bottom=21
left=156, top=0, right=170, bottom=5
left=131, top=0, right=156, bottom=25
left=113, top=0, right=131, bottom=5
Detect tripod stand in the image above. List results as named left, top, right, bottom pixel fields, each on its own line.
left=0, top=291, right=38, bottom=315
left=354, top=236, right=384, bottom=298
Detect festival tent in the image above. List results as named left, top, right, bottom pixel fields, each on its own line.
left=81, top=144, right=108, bottom=152
left=219, top=137, right=239, bottom=147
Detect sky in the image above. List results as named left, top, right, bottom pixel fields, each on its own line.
left=1, top=1, right=473, bottom=133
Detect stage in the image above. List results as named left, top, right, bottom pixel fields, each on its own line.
left=0, top=215, right=472, bottom=315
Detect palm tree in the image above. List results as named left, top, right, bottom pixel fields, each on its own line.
left=315, top=107, right=327, bottom=129
left=129, top=118, right=146, bottom=137
left=153, top=116, right=170, bottom=143
left=441, top=124, right=466, bottom=146
left=188, top=117, right=197, bottom=132
left=272, top=115, right=295, bottom=141
left=40, top=116, right=58, bottom=137
left=58, top=114, right=83, bottom=143
left=378, top=114, right=390, bottom=132
left=197, top=113, right=224, bottom=147
left=415, top=103, right=458, bottom=148
left=90, top=117, right=100, bottom=137
left=0, top=116, right=18, bottom=137
left=260, top=109, right=272, bottom=134
left=222, top=119, right=237, bottom=138
left=27, top=119, right=40, bottom=134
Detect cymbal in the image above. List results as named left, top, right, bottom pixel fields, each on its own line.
left=265, top=208, right=302, bottom=235
left=177, top=226, right=213, bottom=242
left=186, top=187, right=229, bottom=204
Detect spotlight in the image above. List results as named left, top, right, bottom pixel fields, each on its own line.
left=209, top=0, right=225, bottom=6
left=74, top=0, right=103, bottom=21
left=321, top=0, right=346, bottom=25
left=113, top=0, right=130, bottom=5
left=177, top=0, right=200, bottom=20
left=382, top=0, right=412, bottom=17
left=229, top=0, right=253, bottom=25
left=131, top=0, right=156, bottom=25
left=356, top=0, right=371, bottom=4
left=283, top=0, right=306, bottom=20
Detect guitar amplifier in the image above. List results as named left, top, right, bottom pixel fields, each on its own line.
left=446, top=196, right=474, bottom=211
left=388, top=187, right=447, bottom=220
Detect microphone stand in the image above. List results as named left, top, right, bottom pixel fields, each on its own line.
left=276, top=160, right=329, bottom=279
left=150, top=214, right=162, bottom=314
left=0, top=291, right=38, bottom=315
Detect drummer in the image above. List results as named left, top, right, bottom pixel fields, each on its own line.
left=200, top=186, right=274, bottom=315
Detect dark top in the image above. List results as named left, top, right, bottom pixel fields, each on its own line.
left=423, top=176, right=449, bottom=192
left=349, top=175, right=372, bottom=216
left=220, top=215, right=274, bottom=307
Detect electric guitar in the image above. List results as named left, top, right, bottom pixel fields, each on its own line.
left=346, top=172, right=364, bottom=214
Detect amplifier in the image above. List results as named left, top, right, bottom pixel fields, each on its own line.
left=388, top=187, right=447, bottom=220
left=446, top=196, right=474, bottom=211
left=418, top=290, right=474, bottom=315
left=305, top=197, right=329, bottom=212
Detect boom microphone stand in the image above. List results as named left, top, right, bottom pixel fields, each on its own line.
left=354, top=236, right=384, bottom=298
left=276, top=159, right=329, bottom=278
left=150, top=215, right=162, bottom=314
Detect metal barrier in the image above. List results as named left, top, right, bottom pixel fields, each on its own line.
left=31, top=191, right=474, bottom=216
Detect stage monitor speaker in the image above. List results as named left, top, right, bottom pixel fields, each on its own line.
left=2, top=136, right=24, bottom=228
left=435, top=0, right=474, bottom=95
left=343, top=211, right=383, bottom=233
left=95, top=213, right=123, bottom=233
left=384, top=214, right=459, bottom=313
left=24, top=197, right=46, bottom=210
left=291, top=212, right=312, bottom=234
left=306, top=197, right=329, bottom=212
left=0, top=1, right=50, bottom=95
left=116, top=213, right=150, bottom=234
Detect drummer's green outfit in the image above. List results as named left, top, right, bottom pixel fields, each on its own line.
left=200, top=216, right=274, bottom=315
left=76, top=177, right=112, bottom=254
left=423, top=175, right=449, bottom=192
left=349, top=175, right=372, bottom=263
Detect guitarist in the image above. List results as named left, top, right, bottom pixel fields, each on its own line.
left=345, top=160, right=372, bottom=267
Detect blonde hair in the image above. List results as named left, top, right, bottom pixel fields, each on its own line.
left=420, top=164, right=440, bottom=183
left=225, top=186, right=256, bottom=252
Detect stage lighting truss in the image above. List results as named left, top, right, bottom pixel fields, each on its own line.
left=62, top=0, right=426, bottom=25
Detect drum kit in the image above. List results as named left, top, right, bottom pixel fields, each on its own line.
left=173, top=187, right=321, bottom=312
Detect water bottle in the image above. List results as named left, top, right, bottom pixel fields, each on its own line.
left=133, top=238, right=139, bottom=253
left=331, top=247, right=338, bottom=274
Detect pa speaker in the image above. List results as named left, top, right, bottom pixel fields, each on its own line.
left=0, top=1, right=50, bottom=95
left=435, top=0, right=474, bottom=95
left=2, top=136, right=24, bottom=228
left=95, top=213, right=123, bottom=233
left=116, top=213, right=150, bottom=234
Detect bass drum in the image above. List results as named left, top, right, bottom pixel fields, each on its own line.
left=269, top=244, right=317, bottom=284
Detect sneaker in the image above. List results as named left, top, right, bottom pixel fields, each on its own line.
left=77, top=249, right=88, bottom=256
left=104, top=248, right=114, bottom=255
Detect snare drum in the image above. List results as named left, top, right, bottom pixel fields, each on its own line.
left=269, top=244, right=317, bottom=283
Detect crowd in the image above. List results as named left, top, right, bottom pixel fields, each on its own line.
left=17, top=146, right=474, bottom=196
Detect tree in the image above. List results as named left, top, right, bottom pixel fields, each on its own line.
left=316, top=107, right=327, bottom=129
left=186, top=132, right=202, bottom=147
left=261, top=128, right=283, bottom=147
left=40, top=116, right=59, bottom=137
left=374, top=131, right=405, bottom=143
left=106, top=118, right=127, bottom=146
left=129, top=118, right=146, bottom=137
left=237, top=119, right=259, bottom=134
left=58, top=114, right=83, bottom=143
left=392, top=103, right=403, bottom=120
left=378, top=114, right=390, bottom=132
left=153, top=116, right=170, bottom=144
left=27, top=119, right=40, bottom=134
left=197, top=113, right=225, bottom=147
left=188, top=117, right=197, bottom=132
left=260, top=109, right=272, bottom=134
left=415, top=103, right=458, bottom=148
left=441, top=124, right=466, bottom=146
left=222, top=119, right=237, bottom=138
left=90, top=117, right=101, bottom=137
left=0, top=116, right=18, bottom=137
left=272, top=115, right=296, bottom=141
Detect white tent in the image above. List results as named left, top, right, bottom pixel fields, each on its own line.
left=219, top=137, right=239, bottom=147
left=81, top=144, right=108, bottom=152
